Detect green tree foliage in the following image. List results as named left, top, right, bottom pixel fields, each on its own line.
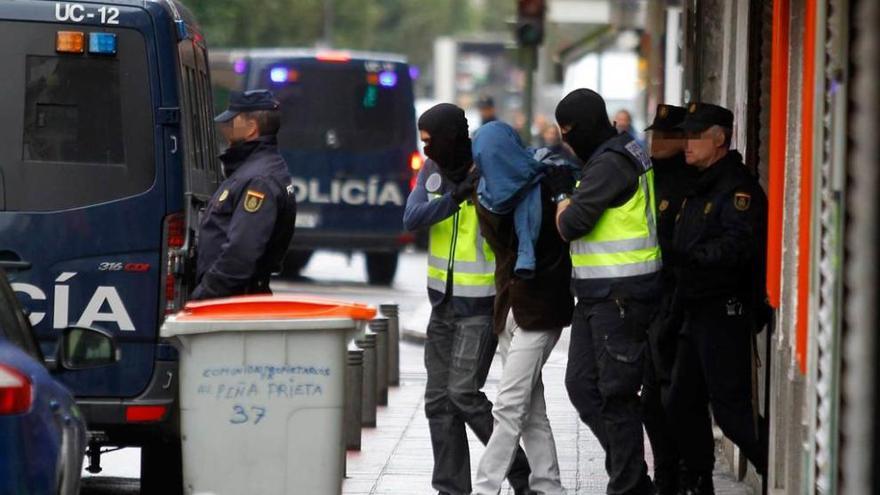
left=185, top=0, right=508, bottom=68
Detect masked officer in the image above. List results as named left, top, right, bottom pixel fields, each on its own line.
left=545, top=89, right=661, bottom=494
left=641, top=104, right=691, bottom=495
left=403, top=104, right=532, bottom=495
left=665, top=103, right=768, bottom=493
left=191, top=90, right=297, bottom=300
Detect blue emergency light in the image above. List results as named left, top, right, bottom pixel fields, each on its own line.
left=89, top=32, right=117, bottom=55
left=378, top=71, right=398, bottom=88
left=270, top=67, right=289, bottom=84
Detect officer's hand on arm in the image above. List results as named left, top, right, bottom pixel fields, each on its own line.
left=554, top=157, right=637, bottom=242
left=192, top=178, right=280, bottom=299
left=690, top=187, right=765, bottom=268
left=451, top=168, right=479, bottom=203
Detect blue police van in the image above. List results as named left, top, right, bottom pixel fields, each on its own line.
left=211, top=49, right=421, bottom=284
left=0, top=0, right=220, bottom=491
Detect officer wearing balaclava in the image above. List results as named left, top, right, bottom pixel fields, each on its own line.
left=544, top=89, right=663, bottom=495
left=402, top=104, right=533, bottom=495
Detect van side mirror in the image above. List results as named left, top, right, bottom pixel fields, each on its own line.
left=58, top=327, right=120, bottom=370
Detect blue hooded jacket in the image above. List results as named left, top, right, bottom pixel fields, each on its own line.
left=473, top=121, right=578, bottom=278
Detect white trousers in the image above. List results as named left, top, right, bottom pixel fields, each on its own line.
left=473, top=312, right=566, bottom=495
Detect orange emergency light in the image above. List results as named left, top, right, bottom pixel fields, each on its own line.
left=56, top=31, right=85, bottom=54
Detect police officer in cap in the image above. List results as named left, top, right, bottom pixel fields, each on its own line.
left=641, top=103, right=692, bottom=495
left=665, top=103, right=768, bottom=493
left=192, top=90, right=297, bottom=300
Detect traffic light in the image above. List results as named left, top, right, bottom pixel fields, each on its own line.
left=516, top=0, right=546, bottom=46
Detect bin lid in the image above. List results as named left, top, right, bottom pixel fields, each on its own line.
left=160, top=295, right=377, bottom=337
left=174, top=295, right=377, bottom=321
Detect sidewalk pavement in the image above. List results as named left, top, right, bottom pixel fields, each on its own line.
left=343, top=332, right=754, bottom=495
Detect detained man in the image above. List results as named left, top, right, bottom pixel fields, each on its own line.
left=471, top=121, right=573, bottom=495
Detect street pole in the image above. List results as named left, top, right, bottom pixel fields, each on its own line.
left=522, top=45, right=537, bottom=145
left=323, top=0, right=334, bottom=47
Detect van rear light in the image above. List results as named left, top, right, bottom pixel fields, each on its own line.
left=162, top=213, right=186, bottom=315
left=125, top=405, right=167, bottom=423
left=0, top=365, right=32, bottom=415
left=409, top=152, right=423, bottom=191
left=165, top=214, right=186, bottom=248
left=316, top=50, right=351, bottom=62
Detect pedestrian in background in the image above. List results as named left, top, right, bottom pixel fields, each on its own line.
left=478, top=95, right=498, bottom=126
left=545, top=89, right=661, bottom=495
left=471, top=121, right=573, bottom=495
left=615, top=109, right=646, bottom=148
left=641, top=103, right=692, bottom=495
left=664, top=103, right=768, bottom=494
left=403, top=104, right=533, bottom=495
left=192, top=90, right=297, bottom=300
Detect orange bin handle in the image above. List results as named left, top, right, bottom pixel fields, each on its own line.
left=176, top=295, right=378, bottom=321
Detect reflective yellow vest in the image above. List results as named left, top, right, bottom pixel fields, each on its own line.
left=570, top=170, right=662, bottom=280
left=427, top=195, right=496, bottom=299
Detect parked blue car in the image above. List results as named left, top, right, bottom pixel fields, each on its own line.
left=0, top=269, right=120, bottom=495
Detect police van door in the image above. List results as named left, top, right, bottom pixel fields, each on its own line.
left=0, top=9, right=164, bottom=398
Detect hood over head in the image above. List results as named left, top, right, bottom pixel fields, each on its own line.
left=555, top=89, right=617, bottom=161
left=418, top=103, right=472, bottom=182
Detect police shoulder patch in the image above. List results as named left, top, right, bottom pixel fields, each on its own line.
left=734, top=192, right=751, bottom=211
left=425, top=172, right=442, bottom=193
left=243, top=190, right=266, bottom=213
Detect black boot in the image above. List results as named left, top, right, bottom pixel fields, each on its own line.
left=654, top=467, right=679, bottom=495
left=678, top=471, right=714, bottom=495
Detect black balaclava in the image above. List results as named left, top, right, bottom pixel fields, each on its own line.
left=555, top=89, right=618, bottom=162
left=418, top=103, right=472, bottom=182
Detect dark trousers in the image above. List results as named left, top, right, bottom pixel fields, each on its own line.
left=666, top=298, right=768, bottom=477
left=424, top=302, right=531, bottom=495
left=642, top=349, right=679, bottom=494
left=565, top=299, right=655, bottom=495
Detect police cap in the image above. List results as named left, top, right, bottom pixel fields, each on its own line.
left=644, top=104, right=686, bottom=132
left=676, top=102, right=734, bottom=133
left=214, top=89, right=281, bottom=123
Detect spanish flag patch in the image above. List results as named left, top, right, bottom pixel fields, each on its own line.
left=734, top=192, right=751, bottom=211
left=243, top=190, right=266, bottom=213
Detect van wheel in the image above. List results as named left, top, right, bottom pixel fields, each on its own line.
left=366, top=253, right=398, bottom=286
left=140, top=438, right=183, bottom=495
left=280, top=250, right=313, bottom=279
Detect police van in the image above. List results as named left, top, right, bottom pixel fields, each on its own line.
left=211, top=49, right=421, bottom=285
left=0, top=0, right=219, bottom=491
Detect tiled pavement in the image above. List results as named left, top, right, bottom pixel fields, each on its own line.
left=343, top=330, right=753, bottom=495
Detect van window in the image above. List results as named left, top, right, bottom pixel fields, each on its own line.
left=0, top=22, right=154, bottom=212
left=262, top=63, right=414, bottom=152
left=23, top=56, right=125, bottom=164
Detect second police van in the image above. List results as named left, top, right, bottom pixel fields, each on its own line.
left=0, top=0, right=221, bottom=491
left=211, top=49, right=422, bottom=285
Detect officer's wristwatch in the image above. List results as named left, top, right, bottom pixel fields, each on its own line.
left=552, top=192, right=570, bottom=204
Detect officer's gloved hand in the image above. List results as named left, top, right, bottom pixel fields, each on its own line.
left=542, top=166, right=576, bottom=199
left=452, top=169, right=479, bottom=203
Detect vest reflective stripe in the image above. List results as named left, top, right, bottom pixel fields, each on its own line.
left=570, top=170, right=661, bottom=280
left=427, top=194, right=496, bottom=298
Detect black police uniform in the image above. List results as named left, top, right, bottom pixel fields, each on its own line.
left=665, top=104, right=769, bottom=489
left=192, top=91, right=297, bottom=300
left=640, top=104, right=693, bottom=495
